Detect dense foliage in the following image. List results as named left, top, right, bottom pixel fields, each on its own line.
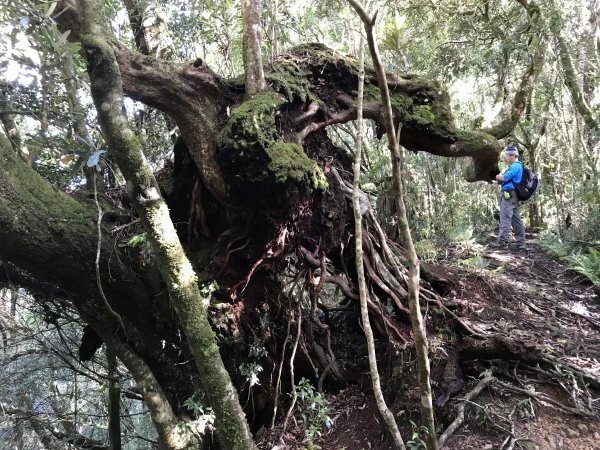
left=0, top=0, right=598, bottom=448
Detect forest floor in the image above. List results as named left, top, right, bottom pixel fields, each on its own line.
left=260, top=236, right=600, bottom=450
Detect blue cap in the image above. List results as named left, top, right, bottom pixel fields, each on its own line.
left=505, top=145, right=519, bottom=156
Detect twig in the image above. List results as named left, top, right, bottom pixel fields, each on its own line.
left=558, top=306, right=600, bottom=330
left=536, top=353, right=600, bottom=390
left=109, top=218, right=140, bottom=234
left=438, top=370, right=495, bottom=448
left=426, top=296, right=488, bottom=338
left=270, top=310, right=292, bottom=429
left=281, top=303, right=302, bottom=436
left=93, top=172, right=125, bottom=331
left=495, top=380, right=597, bottom=417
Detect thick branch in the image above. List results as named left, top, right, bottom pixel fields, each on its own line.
left=77, top=1, right=255, bottom=448
left=333, top=93, right=501, bottom=181
left=54, top=1, right=230, bottom=203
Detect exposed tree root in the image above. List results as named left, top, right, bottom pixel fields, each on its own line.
left=438, top=369, right=495, bottom=448
left=493, top=379, right=598, bottom=418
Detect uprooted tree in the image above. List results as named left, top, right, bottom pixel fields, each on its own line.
left=0, top=0, right=552, bottom=448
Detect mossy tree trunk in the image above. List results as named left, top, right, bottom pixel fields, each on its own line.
left=550, top=5, right=598, bottom=133
left=0, top=130, right=199, bottom=449
left=480, top=0, right=546, bottom=140
left=77, top=1, right=256, bottom=449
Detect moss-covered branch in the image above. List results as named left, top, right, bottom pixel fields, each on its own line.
left=478, top=0, right=546, bottom=140
left=0, top=130, right=195, bottom=449
left=271, top=44, right=502, bottom=181
left=551, top=15, right=598, bottom=131
left=54, top=0, right=501, bottom=184
left=78, top=1, right=256, bottom=448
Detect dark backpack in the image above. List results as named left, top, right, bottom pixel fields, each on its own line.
left=514, top=165, right=540, bottom=201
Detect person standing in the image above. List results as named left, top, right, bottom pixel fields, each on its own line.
left=492, top=145, right=527, bottom=250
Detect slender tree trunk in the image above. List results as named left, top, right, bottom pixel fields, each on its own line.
left=107, top=347, right=122, bottom=450
left=347, top=1, right=438, bottom=448
left=72, top=369, right=78, bottom=449
left=77, top=2, right=256, bottom=449
left=557, top=33, right=598, bottom=131
left=122, top=0, right=175, bottom=59
left=241, top=0, right=266, bottom=96
left=481, top=0, right=545, bottom=139
left=528, top=143, right=542, bottom=230
left=34, top=54, right=49, bottom=167
left=58, top=38, right=99, bottom=190
left=97, top=333, right=200, bottom=450
left=0, top=88, right=22, bottom=154
left=267, top=0, right=279, bottom=64
left=351, top=24, right=406, bottom=450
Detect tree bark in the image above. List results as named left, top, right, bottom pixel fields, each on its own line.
left=107, top=347, right=122, bottom=450
left=556, top=25, right=598, bottom=132
left=77, top=1, right=256, bottom=449
left=241, top=0, right=266, bottom=96
left=123, top=0, right=175, bottom=59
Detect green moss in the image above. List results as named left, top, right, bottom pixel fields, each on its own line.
left=267, top=142, right=328, bottom=190
left=390, top=93, right=413, bottom=112
left=455, top=129, right=499, bottom=152
left=289, top=43, right=332, bottom=55
left=267, top=58, right=312, bottom=103
left=216, top=89, right=327, bottom=192
left=411, top=105, right=436, bottom=125
left=219, top=90, right=284, bottom=146
left=405, top=96, right=458, bottom=139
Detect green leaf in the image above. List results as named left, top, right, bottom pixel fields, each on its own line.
left=127, top=233, right=147, bottom=247
left=45, top=1, right=58, bottom=18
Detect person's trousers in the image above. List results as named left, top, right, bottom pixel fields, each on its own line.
left=498, top=190, right=526, bottom=247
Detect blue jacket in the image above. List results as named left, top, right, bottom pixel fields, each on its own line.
left=501, top=161, right=523, bottom=191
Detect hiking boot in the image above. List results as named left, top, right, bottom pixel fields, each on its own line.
left=509, top=242, right=528, bottom=252
left=489, top=241, right=508, bottom=249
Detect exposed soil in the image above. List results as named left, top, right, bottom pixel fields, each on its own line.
left=259, top=237, right=600, bottom=449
